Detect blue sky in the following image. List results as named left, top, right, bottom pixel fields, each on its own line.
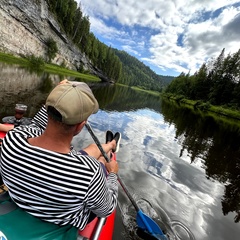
left=79, top=0, right=240, bottom=77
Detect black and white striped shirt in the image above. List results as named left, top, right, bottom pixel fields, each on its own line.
left=0, top=107, right=118, bottom=230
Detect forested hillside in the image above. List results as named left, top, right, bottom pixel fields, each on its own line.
left=165, top=48, right=240, bottom=110
left=113, top=49, right=174, bottom=91
left=47, top=0, right=173, bottom=91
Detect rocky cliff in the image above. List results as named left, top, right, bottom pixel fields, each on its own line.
left=0, top=0, right=107, bottom=80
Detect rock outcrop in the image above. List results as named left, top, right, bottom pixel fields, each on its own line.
left=0, top=0, right=109, bottom=81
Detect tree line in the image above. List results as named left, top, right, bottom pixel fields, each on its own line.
left=165, top=48, right=240, bottom=110
left=46, top=0, right=172, bottom=91
left=113, top=49, right=172, bottom=91
left=47, top=0, right=122, bottom=81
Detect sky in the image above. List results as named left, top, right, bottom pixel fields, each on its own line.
left=79, top=0, right=240, bottom=77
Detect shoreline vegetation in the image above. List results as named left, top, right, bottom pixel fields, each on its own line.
left=163, top=48, right=240, bottom=127
left=130, top=86, right=240, bottom=127
left=162, top=93, right=240, bottom=127
left=1, top=51, right=240, bottom=126
left=0, top=52, right=100, bottom=82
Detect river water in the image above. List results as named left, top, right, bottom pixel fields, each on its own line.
left=0, top=63, right=240, bottom=240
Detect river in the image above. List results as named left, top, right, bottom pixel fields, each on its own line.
left=0, top=63, right=240, bottom=240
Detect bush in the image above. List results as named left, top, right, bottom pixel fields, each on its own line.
left=77, top=63, right=84, bottom=73
left=26, top=55, right=45, bottom=70
left=45, top=38, right=58, bottom=63
left=193, top=100, right=202, bottom=108
left=175, top=95, right=184, bottom=102
left=198, top=102, right=211, bottom=111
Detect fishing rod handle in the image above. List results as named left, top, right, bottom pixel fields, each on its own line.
left=85, top=122, right=139, bottom=211
left=85, top=122, right=110, bottom=163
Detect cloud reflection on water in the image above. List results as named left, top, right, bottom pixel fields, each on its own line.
left=72, top=105, right=238, bottom=240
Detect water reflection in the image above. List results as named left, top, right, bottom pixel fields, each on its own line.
left=0, top=63, right=59, bottom=118
left=84, top=89, right=240, bottom=239
left=91, top=84, right=162, bottom=112
left=161, top=99, right=240, bottom=223
left=1, top=62, right=240, bottom=239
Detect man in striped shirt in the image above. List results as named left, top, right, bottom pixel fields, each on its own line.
left=0, top=80, right=119, bottom=238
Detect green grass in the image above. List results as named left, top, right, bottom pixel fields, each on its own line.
left=0, top=52, right=100, bottom=82
left=0, top=52, right=29, bottom=66
left=131, top=86, right=160, bottom=96
left=209, top=105, right=240, bottom=120
left=44, top=63, right=100, bottom=81
left=162, top=93, right=240, bottom=122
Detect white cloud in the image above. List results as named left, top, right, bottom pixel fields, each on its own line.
left=122, top=45, right=140, bottom=56
left=80, top=0, right=240, bottom=75
left=89, top=16, right=126, bottom=40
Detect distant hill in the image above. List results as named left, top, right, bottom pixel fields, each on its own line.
left=160, top=75, right=175, bottom=85
left=113, top=48, right=175, bottom=91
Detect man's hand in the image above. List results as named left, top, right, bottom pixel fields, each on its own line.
left=105, top=160, right=118, bottom=174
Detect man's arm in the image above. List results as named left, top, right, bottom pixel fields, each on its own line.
left=86, top=166, right=118, bottom=218
left=0, top=124, right=14, bottom=133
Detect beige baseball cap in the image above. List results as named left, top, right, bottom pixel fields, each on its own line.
left=46, top=80, right=99, bottom=125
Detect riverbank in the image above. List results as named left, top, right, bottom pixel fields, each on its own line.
left=0, top=52, right=100, bottom=82
left=137, top=90, right=240, bottom=124
left=2, top=51, right=240, bottom=125
left=162, top=93, right=240, bottom=125
left=131, top=86, right=160, bottom=96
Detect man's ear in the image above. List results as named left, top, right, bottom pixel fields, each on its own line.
left=74, top=121, right=86, bottom=135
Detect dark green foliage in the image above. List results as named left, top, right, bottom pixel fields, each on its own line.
left=193, top=63, right=210, bottom=100
left=45, top=38, right=58, bottom=63
left=161, top=75, right=175, bottom=85
left=113, top=49, right=169, bottom=91
left=165, top=48, right=240, bottom=110
left=193, top=101, right=211, bottom=111
left=26, top=55, right=45, bottom=70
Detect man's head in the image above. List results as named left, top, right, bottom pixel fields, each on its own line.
left=46, top=80, right=99, bottom=125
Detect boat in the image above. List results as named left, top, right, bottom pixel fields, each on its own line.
left=0, top=123, right=13, bottom=139
left=0, top=122, right=117, bottom=240
left=78, top=151, right=117, bottom=240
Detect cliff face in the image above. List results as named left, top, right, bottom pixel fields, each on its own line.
left=0, top=0, right=106, bottom=79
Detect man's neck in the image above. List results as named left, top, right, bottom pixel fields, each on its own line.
left=28, top=127, right=73, bottom=154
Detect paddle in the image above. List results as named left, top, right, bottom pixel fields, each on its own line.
left=85, top=122, right=167, bottom=240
